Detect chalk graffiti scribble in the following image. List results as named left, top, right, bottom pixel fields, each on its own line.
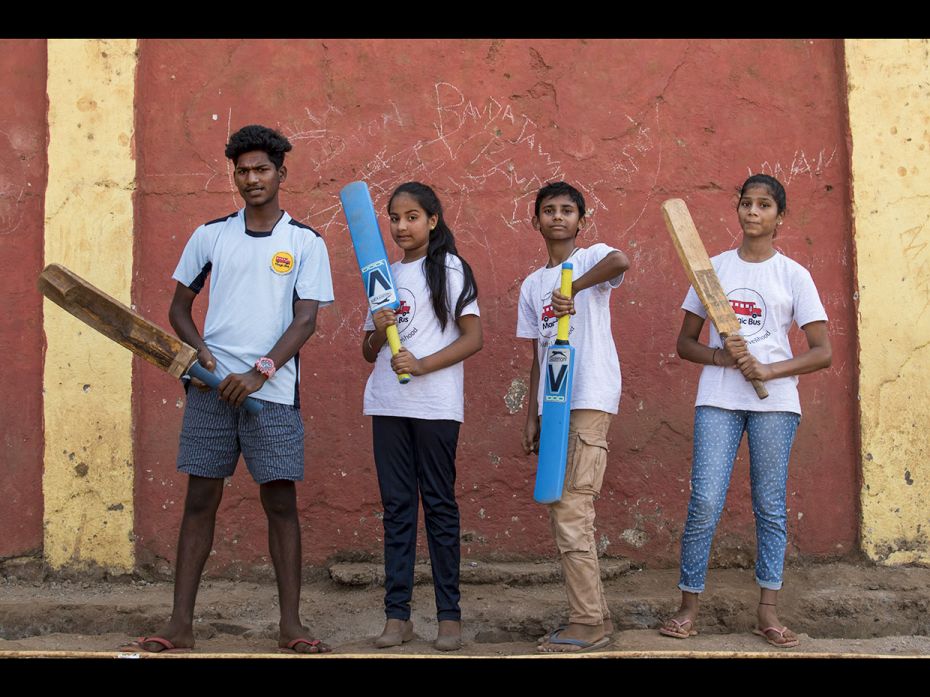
left=216, top=85, right=664, bottom=340
left=750, top=147, right=837, bottom=186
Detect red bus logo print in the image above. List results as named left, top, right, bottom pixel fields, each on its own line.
left=730, top=299, right=762, bottom=318
left=725, top=288, right=766, bottom=336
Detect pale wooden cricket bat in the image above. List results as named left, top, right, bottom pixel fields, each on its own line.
left=661, top=198, right=768, bottom=399
left=38, top=263, right=264, bottom=413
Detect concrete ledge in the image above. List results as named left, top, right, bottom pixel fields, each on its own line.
left=328, top=558, right=634, bottom=586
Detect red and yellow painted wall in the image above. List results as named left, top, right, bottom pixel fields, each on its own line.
left=3, top=39, right=926, bottom=574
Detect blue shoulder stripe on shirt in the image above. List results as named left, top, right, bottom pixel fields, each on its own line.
left=288, top=218, right=321, bottom=237
left=204, top=211, right=239, bottom=226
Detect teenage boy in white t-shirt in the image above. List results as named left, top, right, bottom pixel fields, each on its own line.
left=516, top=182, right=630, bottom=653
left=122, top=125, right=334, bottom=655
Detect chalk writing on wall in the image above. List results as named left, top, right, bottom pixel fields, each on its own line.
left=749, top=147, right=837, bottom=185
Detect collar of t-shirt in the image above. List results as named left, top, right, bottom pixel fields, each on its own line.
left=544, top=246, right=580, bottom=269
left=244, top=211, right=285, bottom=238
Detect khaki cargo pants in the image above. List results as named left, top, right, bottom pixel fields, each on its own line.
left=548, top=409, right=612, bottom=626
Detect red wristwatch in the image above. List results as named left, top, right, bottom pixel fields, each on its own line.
left=254, top=356, right=276, bottom=380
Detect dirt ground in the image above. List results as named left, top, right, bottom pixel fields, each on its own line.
left=1, top=559, right=929, bottom=658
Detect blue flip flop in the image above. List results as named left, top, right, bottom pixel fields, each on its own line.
left=537, top=629, right=611, bottom=653
left=537, top=624, right=569, bottom=644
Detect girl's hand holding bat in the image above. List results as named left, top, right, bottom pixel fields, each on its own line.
left=716, top=334, right=744, bottom=368
left=722, top=334, right=773, bottom=381
left=735, top=353, right=774, bottom=382
left=372, top=307, right=397, bottom=333
left=391, top=347, right=424, bottom=377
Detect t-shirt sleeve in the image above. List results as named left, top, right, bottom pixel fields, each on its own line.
left=516, top=277, right=538, bottom=339
left=295, top=235, right=335, bottom=307
left=447, top=256, right=480, bottom=318
left=362, top=313, right=375, bottom=332
left=172, top=225, right=213, bottom=293
left=583, top=242, right=624, bottom=289
left=792, top=267, right=828, bottom=328
left=681, top=284, right=707, bottom=318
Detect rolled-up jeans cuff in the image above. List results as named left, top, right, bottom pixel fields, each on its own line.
left=678, top=583, right=703, bottom=594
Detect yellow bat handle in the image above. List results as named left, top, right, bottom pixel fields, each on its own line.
left=556, top=263, right=573, bottom=342
left=385, top=324, right=411, bottom=384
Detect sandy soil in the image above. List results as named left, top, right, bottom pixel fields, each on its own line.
left=1, top=560, right=928, bottom=658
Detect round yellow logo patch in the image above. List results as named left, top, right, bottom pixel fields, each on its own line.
left=271, top=251, right=294, bottom=274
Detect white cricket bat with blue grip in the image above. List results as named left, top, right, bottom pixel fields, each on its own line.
left=340, top=181, right=410, bottom=384
left=534, top=262, right=575, bottom=504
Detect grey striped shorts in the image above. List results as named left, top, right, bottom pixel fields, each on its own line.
left=177, top=387, right=304, bottom=484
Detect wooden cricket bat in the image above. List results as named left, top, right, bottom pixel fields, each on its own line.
left=661, top=199, right=768, bottom=399
left=38, top=263, right=264, bottom=413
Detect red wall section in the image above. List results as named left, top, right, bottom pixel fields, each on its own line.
left=0, top=40, right=48, bottom=559
left=133, top=39, right=858, bottom=572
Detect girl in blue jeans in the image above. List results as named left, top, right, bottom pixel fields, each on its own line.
left=660, top=175, right=832, bottom=648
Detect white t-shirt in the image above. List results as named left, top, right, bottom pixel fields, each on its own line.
left=682, top=249, right=828, bottom=415
left=516, top=243, right=625, bottom=416
left=363, top=254, right=480, bottom=422
left=172, top=209, right=335, bottom=407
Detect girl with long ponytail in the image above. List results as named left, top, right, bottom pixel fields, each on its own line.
left=360, top=181, right=482, bottom=651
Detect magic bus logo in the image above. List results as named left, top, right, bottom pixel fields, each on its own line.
left=271, top=251, right=294, bottom=275
left=541, top=304, right=558, bottom=331
left=727, top=288, right=766, bottom=337
left=540, top=304, right=575, bottom=340
left=395, top=288, right=416, bottom=334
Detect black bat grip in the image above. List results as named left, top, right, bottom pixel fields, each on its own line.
left=187, top=362, right=265, bottom=415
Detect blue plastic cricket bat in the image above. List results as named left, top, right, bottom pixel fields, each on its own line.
left=534, top=262, right=575, bottom=504
left=339, top=181, right=410, bottom=384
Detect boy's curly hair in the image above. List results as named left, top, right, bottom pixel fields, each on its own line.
left=224, top=125, right=293, bottom=169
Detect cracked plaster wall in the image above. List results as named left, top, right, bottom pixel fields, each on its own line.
left=846, top=39, right=930, bottom=566
left=43, top=39, right=138, bottom=571
left=129, top=39, right=859, bottom=571
left=0, top=40, right=860, bottom=572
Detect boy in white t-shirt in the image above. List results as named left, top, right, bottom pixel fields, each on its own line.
left=122, top=125, right=335, bottom=655
left=516, top=182, right=630, bottom=653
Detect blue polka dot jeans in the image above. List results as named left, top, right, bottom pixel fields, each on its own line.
left=678, top=406, right=800, bottom=593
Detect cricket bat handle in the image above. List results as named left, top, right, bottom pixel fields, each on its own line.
left=749, top=377, right=768, bottom=399
left=187, top=361, right=265, bottom=415
left=719, top=332, right=769, bottom=399
left=384, top=324, right=411, bottom=384
left=556, top=262, right=573, bottom=342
